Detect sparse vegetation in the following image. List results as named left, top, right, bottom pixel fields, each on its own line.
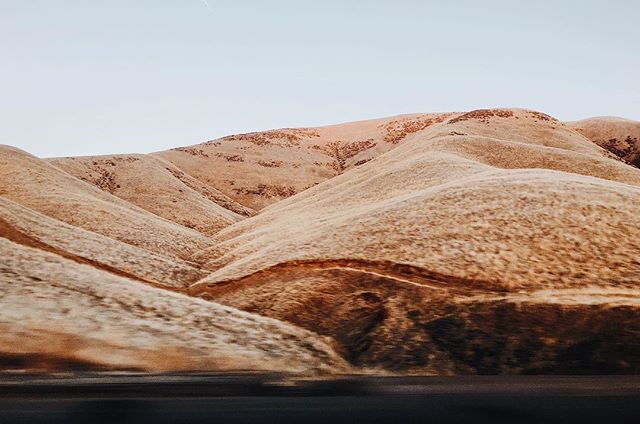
left=311, top=139, right=376, bottom=172
left=381, top=116, right=449, bottom=143
left=222, top=128, right=320, bottom=147
left=448, top=109, right=515, bottom=124
left=171, top=147, right=210, bottom=158
left=354, top=158, right=372, bottom=166
left=529, top=111, right=557, bottom=122
left=215, top=153, right=244, bottom=162
left=257, top=160, right=284, bottom=168
left=233, top=184, right=297, bottom=199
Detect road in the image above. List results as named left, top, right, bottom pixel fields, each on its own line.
left=0, top=374, right=638, bottom=423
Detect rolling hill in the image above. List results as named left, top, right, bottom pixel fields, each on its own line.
left=49, top=153, right=251, bottom=235
left=154, top=113, right=456, bottom=210
left=189, top=109, right=640, bottom=373
left=1, top=109, right=639, bottom=374
left=567, top=117, right=640, bottom=167
left=0, top=237, right=347, bottom=372
left=0, top=145, right=214, bottom=260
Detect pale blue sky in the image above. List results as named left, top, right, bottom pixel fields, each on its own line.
left=1, top=0, right=638, bottom=157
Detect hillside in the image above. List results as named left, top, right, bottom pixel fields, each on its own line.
left=0, top=145, right=214, bottom=260
left=0, top=237, right=347, bottom=372
left=49, top=154, right=252, bottom=235
left=1, top=108, right=639, bottom=374
left=567, top=117, right=640, bottom=167
left=0, top=196, right=206, bottom=287
left=189, top=109, right=640, bottom=373
left=154, top=113, right=456, bottom=210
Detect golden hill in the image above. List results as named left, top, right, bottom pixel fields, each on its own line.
left=0, top=196, right=205, bottom=287
left=1, top=109, right=639, bottom=374
left=154, top=113, right=456, bottom=210
left=0, top=145, right=213, bottom=260
left=0, top=237, right=347, bottom=372
left=567, top=117, right=640, bottom=167
left=49, top=153, right=252, bottom=235
left=189, top=109, right=640, bottom=373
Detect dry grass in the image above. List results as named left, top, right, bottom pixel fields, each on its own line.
left=0, top=238, right=348, bottom=373
left=1, top=108, right=639, bottom=374
left=567, top=117, right=640, bottom=167
left=49, top=154, right=245, bottom=235
left=189, top=109, right=640, bottom=373
left=154, top=113, right=454, bottom=209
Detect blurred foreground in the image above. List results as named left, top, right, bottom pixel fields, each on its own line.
left=0, top=373, right=638, bottom=424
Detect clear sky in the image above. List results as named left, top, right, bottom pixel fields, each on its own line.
left=1, top=0, right=638, bottom=157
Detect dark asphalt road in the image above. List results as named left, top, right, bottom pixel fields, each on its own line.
left=0, top=374, right=638, bottom=424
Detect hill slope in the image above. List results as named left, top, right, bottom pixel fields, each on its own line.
left=0, top=196, right=205, bottom=287
left=2, top=108, right=639, bottom=374
left=0, top=145, right=213, bottom=260
left=189, top=109, right=640, bottom=373
left=49, top=154, right=251, bottom=235
left=567, top=117, right=640, bottom=167
left=154, top=113, right=456, bottom=210
left=0, top=237, right=347, bottom=372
